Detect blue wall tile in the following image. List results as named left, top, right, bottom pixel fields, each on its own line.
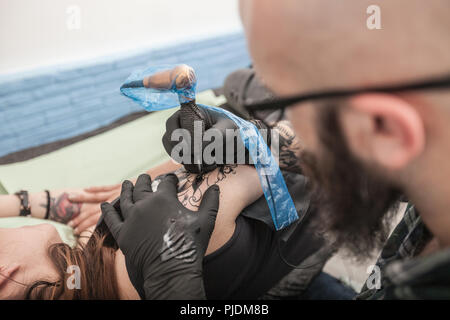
left=0, top=32, right=251, bottom=157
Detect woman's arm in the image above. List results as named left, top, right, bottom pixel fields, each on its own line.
left=0, top=195, right=21, bottom=218
left=30, top=191, right=81, bottom=222
left=0, top=190, right=106, bottom=230
left=0, top=192, right=59, bottom=219
left=67, top=160, right=182, bottom=233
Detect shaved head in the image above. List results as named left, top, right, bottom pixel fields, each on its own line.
left=240, top=0, right=450, bottom=256
left=241, top=0, right=450, bottom=95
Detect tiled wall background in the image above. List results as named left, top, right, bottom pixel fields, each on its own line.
left=0, top=33, right=250, bottom=158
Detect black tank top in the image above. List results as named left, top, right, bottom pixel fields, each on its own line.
left=203, top=201, right=325, bottom=299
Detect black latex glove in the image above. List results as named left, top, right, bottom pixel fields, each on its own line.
left=100, top=173, right=220, bottom=299
left=162, top=106, right=271, bottom=174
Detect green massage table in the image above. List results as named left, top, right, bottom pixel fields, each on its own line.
left=0, top=90, right=226, bottom=246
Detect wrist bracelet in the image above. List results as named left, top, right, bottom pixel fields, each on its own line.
left=44, top=190, right=51, bottom=220
left=14, top=190, right=31, bottom=217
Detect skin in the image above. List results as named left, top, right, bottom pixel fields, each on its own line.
left=0, top=224, right=61, bottom=299
left=240, top=0, right=450, bottom=250
left=0, top=164, right=262, bottom=299
left=0, top=189, right=114, bottom=235
left=69, top=161, right=182, bottom=234
left=0, top=161, right=182, bottom=234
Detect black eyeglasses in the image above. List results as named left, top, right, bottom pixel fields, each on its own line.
left=244, top=73, right=450, bottom=126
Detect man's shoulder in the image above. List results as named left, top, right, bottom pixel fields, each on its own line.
left=358, top=202, right=450, bottom=299
left=356, top=202, right=424, bottom=299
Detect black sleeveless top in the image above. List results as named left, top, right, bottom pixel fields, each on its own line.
left=94, top=171, right=326, bottom=299
left=203, top=172, right=325, bottom=299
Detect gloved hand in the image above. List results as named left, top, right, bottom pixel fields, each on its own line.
left=100, top=173, right=220, bottom=299
left=162, top=106, right=271, bottom=174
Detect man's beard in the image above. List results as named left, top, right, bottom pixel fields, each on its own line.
left=300, top=104, right=402, bottom=260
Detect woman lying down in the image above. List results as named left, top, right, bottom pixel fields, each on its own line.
left=0, top=163, right=329, bottom=300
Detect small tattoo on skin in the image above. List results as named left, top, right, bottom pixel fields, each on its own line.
left=274, top=121, right=303, bottom=174
left=174, top=165, right=237, bottom=208
left=40, top=192, right=82, bottom=224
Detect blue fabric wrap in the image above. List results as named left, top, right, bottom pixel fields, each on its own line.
left=200, top=104, right=300, bottom=230
left=120, top=66, right=300, bottom=230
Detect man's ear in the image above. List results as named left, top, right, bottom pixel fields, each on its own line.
left=340, top=93, right=425, bottom=170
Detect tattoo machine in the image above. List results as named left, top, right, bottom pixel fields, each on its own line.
left=121, top=64, right=209, bottom=173
left=120, top=64, right=300, bottom=230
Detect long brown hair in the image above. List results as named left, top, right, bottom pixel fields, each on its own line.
left=25, top=231, right=120, bottom=299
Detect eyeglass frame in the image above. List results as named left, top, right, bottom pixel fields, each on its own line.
left=243, top=73, right=450, bottom=126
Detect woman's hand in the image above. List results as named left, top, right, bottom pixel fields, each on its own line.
left=69, top=184, right=121, bottom=204
left=67, top=184, right=121, bottom=234
left=27, top=185, right=119, bottom=234
left=29, top=190, right=83, bottom=224
left=66, top=161, right=182, bottom=234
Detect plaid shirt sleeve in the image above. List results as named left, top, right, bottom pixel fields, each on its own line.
left=357, top=203, right=443, bottom=300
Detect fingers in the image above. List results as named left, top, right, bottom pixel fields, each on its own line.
left=74, top=212, right=101, bottom=235
left=68, top=192, right=109, bottom=203
left=155, top=174, right=179, bottom=197
left=198, top=185, right=220, bottom=236
left=119, top=180, right=134, bottom=218
left=133, top=174, right=153, bottom=202
left=100, top=202, right=123, bottom=239
left=68, top=187, right=119, bottom=203
left=198, top=185, right=220, bottom=218
left=69, top=206, right=101, bottom=234
left=84, top=184, right=121, bottom=193
left=197, top=185, right=220, bottom=250
left=166, top=110, right=181, bottom=132
left=69, top=208, right=94, bottom=228
left=162, top=110, right=181, bottom=154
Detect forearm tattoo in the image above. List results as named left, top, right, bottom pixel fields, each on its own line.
left=40, top=192, right=82, bottom=223
left=175, top=164, right=237, bottom=209
left=273, top=120, right=303, bottom=174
